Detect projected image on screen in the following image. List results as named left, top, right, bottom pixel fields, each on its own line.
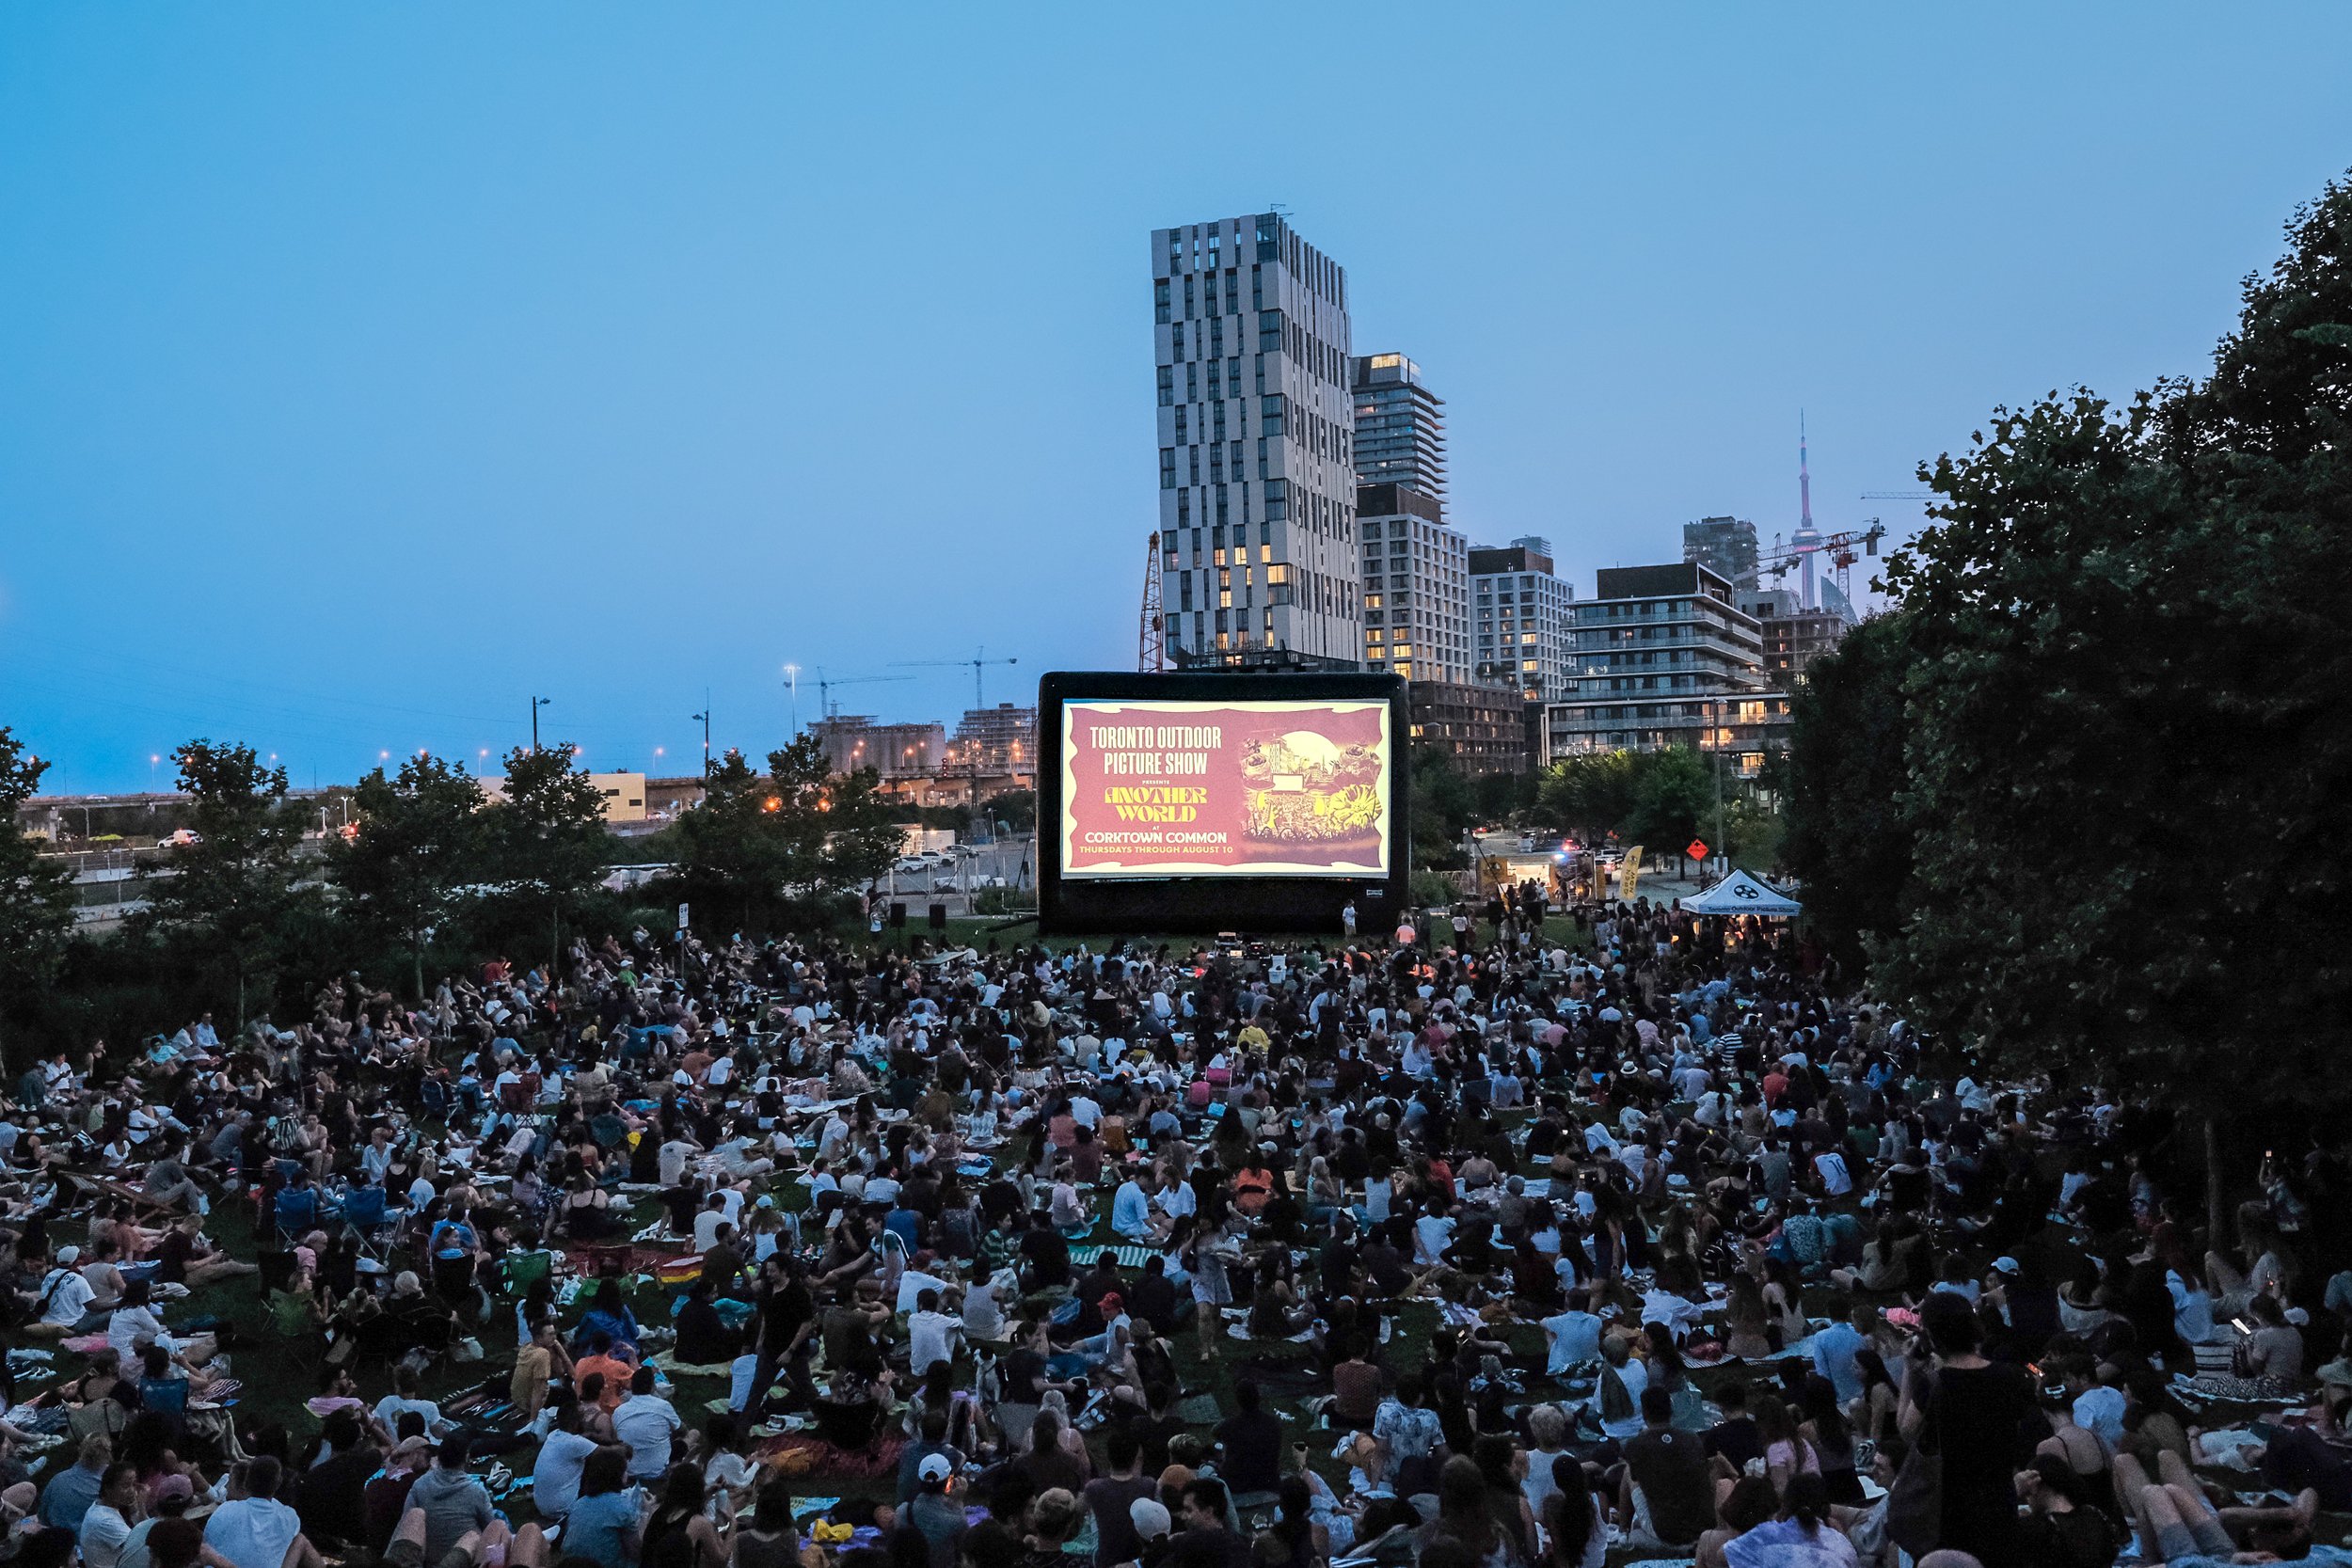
left=1059, top=699, right=1391, bottom=878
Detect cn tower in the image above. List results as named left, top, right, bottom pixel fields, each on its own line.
left=1792, top=413, right=1821, bottom=610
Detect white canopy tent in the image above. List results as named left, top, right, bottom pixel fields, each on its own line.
left=1678, top=868, right=1803, bottom=917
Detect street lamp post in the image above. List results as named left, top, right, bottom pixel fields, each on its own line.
left=691, top=706, right=711, bottom=769
left=531, top=696, right=552, bottom=752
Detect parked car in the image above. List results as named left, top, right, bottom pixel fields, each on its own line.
left=157, top=829, right=202, bottom=847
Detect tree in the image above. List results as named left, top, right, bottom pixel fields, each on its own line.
left=672, top=750, right=788, bottom=935
left=0, top=729, right=73, bottom=1009
left=329, top=753, right=487, bottom=1000
left=1470, top=768, right=1537, bottom=827
left=757, top=734, right=903, bottom=905
left=1408, top=746, right=1474, bottom=868
left=673, top=736, right=906, bottom=935
left=1863, top=171, right=2352, bottom=1235
left=1780, top=612, right=1918, bottom=964
left=1626, top=747, right=1714, bottom=854
left=981, top=789, right=1037, bottom=834
left=485, top=744, right=608, bottom=974
left=135, top=740, right=311, bottom=1022
left=1536, top=751, right=1642, bottom=843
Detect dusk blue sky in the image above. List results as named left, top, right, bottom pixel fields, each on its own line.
left=6, top=6, right=2347, bottom=792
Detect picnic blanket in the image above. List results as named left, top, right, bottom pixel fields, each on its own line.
left=753, top=1432, right=904, bottom=1481
left=1066, top=1243, right=1162, bottom=1270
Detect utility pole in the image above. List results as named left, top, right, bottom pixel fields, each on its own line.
left=692, top=697, right=711, bottom=768
left=1713, top=698, right=1726, bottom=880
left=531, top=696, right=551, bottom=752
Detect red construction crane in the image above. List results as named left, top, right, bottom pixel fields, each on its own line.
left=1139, top=531, right=1168, bottom=673
left=1756, top=519, right=1886, bottom=602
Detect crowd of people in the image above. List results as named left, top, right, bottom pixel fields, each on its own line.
left=0, top=895, right=2350, bottom=1568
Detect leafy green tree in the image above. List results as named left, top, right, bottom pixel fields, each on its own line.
left=1470, top=768, right=1537, bottom=827
left=759, top=733, right=903, bottom=903
left=1780, top=612, right=1918, bottom=963
left=1408, top=745, right=1474, bottom=868
left=0, top=728, right=73, bottom=1006
left=982, top=789, right=1037, bottom=834
left=1724, top=796, right=1784, bottom=872
left=1866, top=172, right=2352, bottom=1232
left=1536, top=751, right=1641, bottom=843
left=1626, top=746, right=1715, bottom=855
left=329, top=753, right=487, bottom=1000
left=672, top=750, right=787, bottom=934
left=673, top=736, right=905, bottom=934
left=135, top=740, right=312, bottom=1022
left=485, top=743, right=609, bottom=974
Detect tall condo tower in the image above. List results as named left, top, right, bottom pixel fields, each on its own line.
left=1152, top=214, right=1359, bottom=665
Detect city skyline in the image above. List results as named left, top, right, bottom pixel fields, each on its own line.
left=5, top=7, right=2347, bottom=788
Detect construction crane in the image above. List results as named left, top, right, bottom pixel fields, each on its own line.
left=1139, top=531, right=1168, bottom=673
left=895, top=645, right=1019, bottom=711
left=811, top=667, right=912, bottom=720
left=1756, top=520, right=1887, bottom=604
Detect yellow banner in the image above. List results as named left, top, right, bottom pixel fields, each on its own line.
left=1621, top=846, right=1643, bottom=900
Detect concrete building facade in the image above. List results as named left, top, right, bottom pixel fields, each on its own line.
left=1407, top=681, right=1529, bottom=778
left=1546, top=561, right=1786, bottom=775
left=1359, top=483, right=1470, bottom=685
left=808, top=717, right=946, bottom=781
left=1737, top=587, right=1851, bottom=690
left=949, top=703, right=1038, bottom=783
left=1470, top=537, right=1577, bottom=703
left=1153, top=214, right=1360, bottom=667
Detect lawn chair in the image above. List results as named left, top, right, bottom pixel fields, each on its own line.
left=272, top=1184, right=323, bottom=1247
left=499, top=1247, right=553, bottom=1298
left=341, top=1185, right=397, bottom=1260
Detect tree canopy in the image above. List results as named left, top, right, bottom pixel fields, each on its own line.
left=672, top=736, right=904, bottom=935
left=133, top=740, right=313, bottom=1022
left=0, top=728, right=73, bottom=1001
left=329, top=752, right=487, bottom=999
left=1799, top=170, right=2352, bottom=1119
left=1779, top=612, right=1918, bottom=968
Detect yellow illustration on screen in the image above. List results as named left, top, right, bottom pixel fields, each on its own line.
left=1240, top=732, right=1382, bottom=844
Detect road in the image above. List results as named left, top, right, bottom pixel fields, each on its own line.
left=873, top=832, right=1037, bottom=916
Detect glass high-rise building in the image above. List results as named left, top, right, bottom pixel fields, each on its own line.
left=1682, top=515, right=1759, bottom=592
left=1350, top=353, right=1446, bottom=507
left=1152, top=214, right=1359, bottom=666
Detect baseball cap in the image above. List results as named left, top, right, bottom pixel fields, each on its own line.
left=151, top=1474, right=196, bottom=1505
left=1099, top=1292, right=1123, bottom=1312
left=917, top=1453, right=953, bottom=1483
left=1991, top=1257, right=2021, bottom=1276
left=56, top=1246, right=79, bottom=1265
left=1129, top=1499, right=1172, bottom=1541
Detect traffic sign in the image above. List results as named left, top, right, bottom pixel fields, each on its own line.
left=1686, top=839, right=1708, bottom=862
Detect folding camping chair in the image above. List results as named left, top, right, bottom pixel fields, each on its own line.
left=341, top=1184, right=398, bottom=1262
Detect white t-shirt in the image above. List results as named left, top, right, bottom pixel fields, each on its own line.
left=204, top=1497, right=302, bottom=1568
left=39, top=1269, right=94, bottom=1326
left=532, top=1429, right=599, bottom=1516
left=909, top=1309, right=960, bottom=1376
left=80, top=1502, right=135, bottom=1568
left=613, top=1393, right=683, bottom=1480
left=1543, top=1310, right=1602, bottom=1372
left=373, top=1394, right=444, bottom=1433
